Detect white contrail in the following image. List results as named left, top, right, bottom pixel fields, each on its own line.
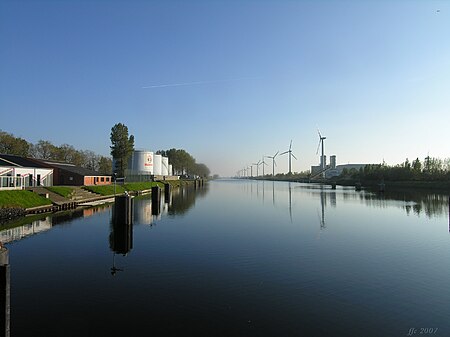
left=142, top=77, right=259, bottom=89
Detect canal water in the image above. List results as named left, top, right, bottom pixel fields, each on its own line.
left=3, top=180, right=450, bottom=337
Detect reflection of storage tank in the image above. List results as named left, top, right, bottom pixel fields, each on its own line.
left=168, top=164, right=173, bottom=176
left=153, top=155, right=162, bottom=175
left=161, top=157, right=169, bottom=176
left=133, top=198, right=152, bottom=224
left=128, top=150, right=153, bottom=174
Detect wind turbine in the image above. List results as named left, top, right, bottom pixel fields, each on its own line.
left=265, top=151, right=279, bottom=176
left=280, top=140, right=297, bottom=174
left=316, top=129, right=326, bottom=176
left=260, top=156, right=268, bottom=176
left=252, top=160, right=262, bottom=177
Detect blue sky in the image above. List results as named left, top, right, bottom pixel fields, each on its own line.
left=1, top=0, right=449, bottom=176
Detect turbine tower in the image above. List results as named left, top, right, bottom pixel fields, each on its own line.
left=280, top=140, right=297, bottom=174
left=316, top=129, right=326, bottom=176
left=266, top=151, right=279, bottom=177
left=252, top=160, right=262, bottom=177
left=261, top=156, right=268, bottom=176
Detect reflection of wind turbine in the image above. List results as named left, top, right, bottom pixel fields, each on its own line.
left=280, top=140, right=297, bottom=174
left=316, top=129, right=326, bottom=176
left=316, top=189, right=327, bottom=239
left=266, top=151, right=279, bottom=177
left=288, top=182, right=293, bottom=223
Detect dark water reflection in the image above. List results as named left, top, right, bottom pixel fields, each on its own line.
left=2, top=180, right=450, bottom=337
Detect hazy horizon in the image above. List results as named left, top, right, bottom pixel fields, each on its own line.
left=1, top=1, right=449, bottom=176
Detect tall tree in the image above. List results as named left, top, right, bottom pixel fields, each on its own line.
left=98, top=156, right=112, bottom=175
left=110, top=123, right=134, bottom=177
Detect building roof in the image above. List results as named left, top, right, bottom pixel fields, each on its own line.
left=0, top=154, right=50, bottom=168
left=0, top=154, right=110, bottom=177
left=38, top=160, right=110, bottom=177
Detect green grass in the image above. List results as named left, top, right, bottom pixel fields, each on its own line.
left=83, top=185, right=126, bottom=196
left=0, top=190, right=53, bottom=208
left=46, top=186, right=74, bottom=198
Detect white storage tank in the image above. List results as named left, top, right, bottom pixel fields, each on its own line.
left=129, top=150, right=153, bottom=174
left=153, top=154, right=162, bottom=175
left=168, top=164, right=173, bottom=176
left=161, top=157, right=169, bottom=176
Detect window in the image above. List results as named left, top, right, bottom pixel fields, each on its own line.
left=101, top=177, right=104, bottom=182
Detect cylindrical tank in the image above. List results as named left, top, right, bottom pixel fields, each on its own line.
left=161, top=157, right=169, bottom=176
left=168, top=164, right=173, bottom=176
left=128, top=150, right=153, bottom=174
left=330, top=155, right=336, bottom=169
left=153, top=154, right=162, bottom=175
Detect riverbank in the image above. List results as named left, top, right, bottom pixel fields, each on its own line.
left=244, top=176, right=450, bottom=193
left=0, top=179, right=205, bottom=223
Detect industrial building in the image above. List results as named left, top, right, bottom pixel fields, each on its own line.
left=37, top=160, right=112, bottom=186
left=124, top=150, right=175, bottom=181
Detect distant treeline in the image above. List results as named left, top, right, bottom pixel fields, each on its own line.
left=339, top=157, right=450, bottom=182
left=156, top=148, right=210, bottom=178
left=0, top=130, right=112, bottom=174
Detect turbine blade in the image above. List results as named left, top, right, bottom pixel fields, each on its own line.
left=291, top=153, right=298, bottom=160
left=274, top=151, right=279, bottom=158
left=289, top=140, right=292, bottom=150
left=316, top=139, right=321, bottom=154
left=280, top=151, right=289, bottom=156
left=318, top=128, right=322, bottom=139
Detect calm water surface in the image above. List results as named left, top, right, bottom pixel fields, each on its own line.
left=3, top=180, right=450, bottom=337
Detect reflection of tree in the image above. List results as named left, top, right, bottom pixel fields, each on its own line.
left=362, top=190, right=449, bottom=218
left=168, top=185, right=209, bottom=215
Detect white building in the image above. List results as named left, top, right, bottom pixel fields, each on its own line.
left=0, top=154, right=53, bottom=190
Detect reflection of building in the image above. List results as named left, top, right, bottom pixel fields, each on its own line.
left=0, top=217, right=52, bottom=244
left=0, top=246, right=9, bottom=337
left=133, top=199, right=152, bottom=224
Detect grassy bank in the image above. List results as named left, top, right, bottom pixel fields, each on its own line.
left=46, top=186, right=74, bottom=198
left=0, top=190, right=53, bottom=208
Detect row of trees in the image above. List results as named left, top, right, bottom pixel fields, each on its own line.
left=0, top=130, right=112, bottom=174
left=340, top=157, right=450, bottom=181
left=156, top=148, right=210, bottom=178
